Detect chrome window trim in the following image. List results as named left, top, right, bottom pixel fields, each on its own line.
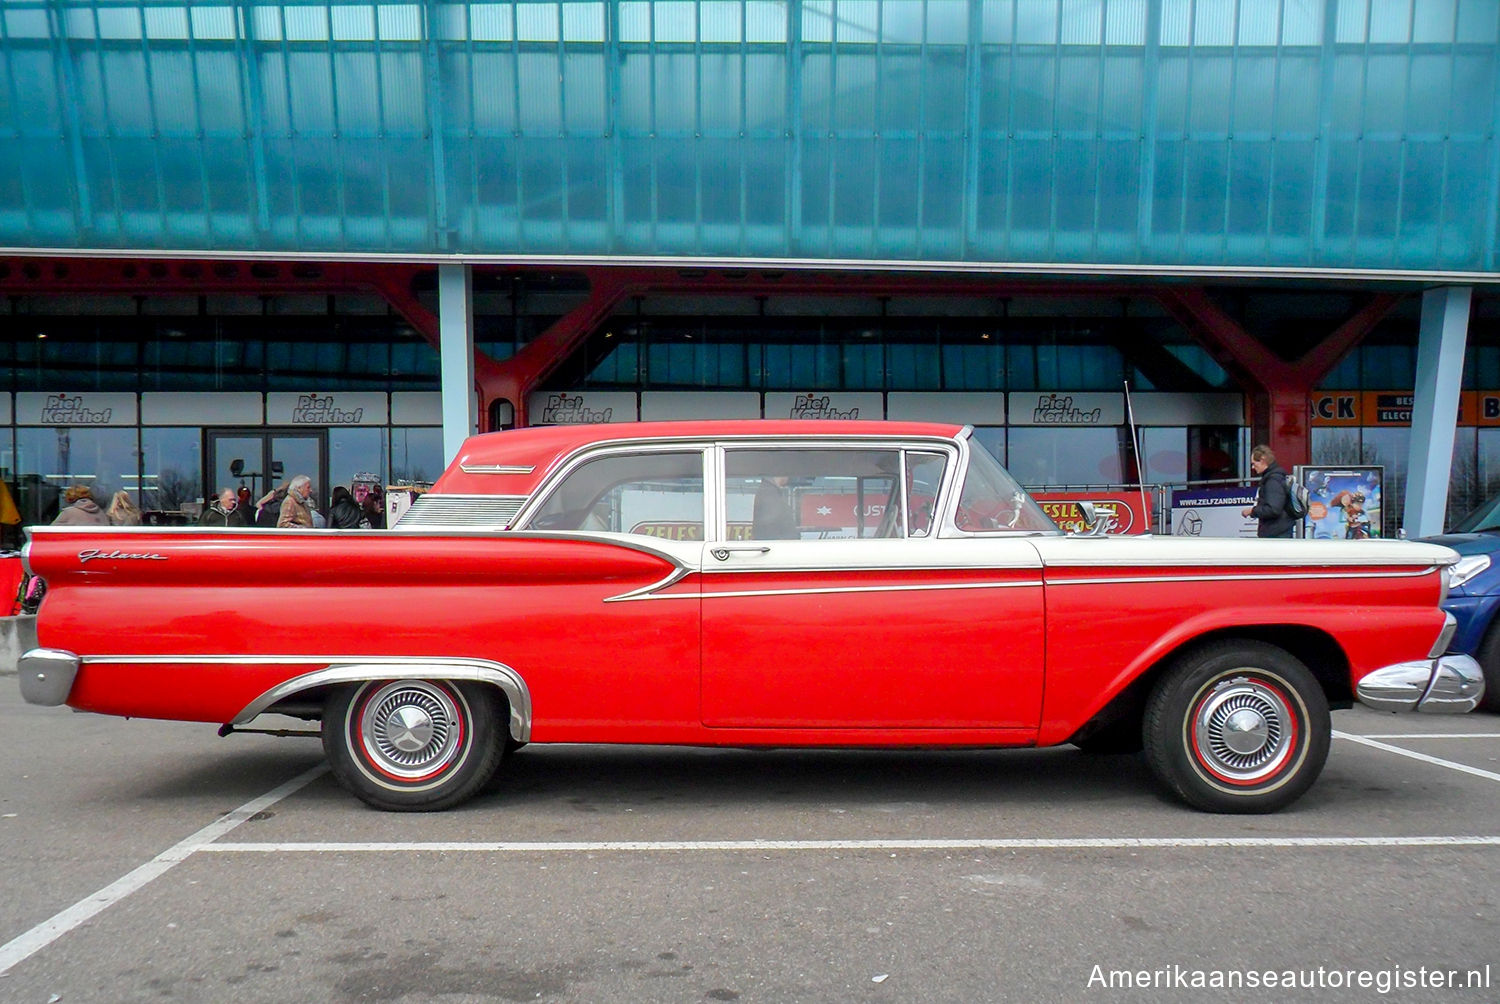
left=458, top=463, right=535, bottom=475
left=937, top=427, right=1065, bottom=539
left=713, top=438, right=962, bottom=544
left=511, top=442, right=714, bottom=537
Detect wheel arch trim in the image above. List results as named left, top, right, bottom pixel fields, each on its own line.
left=235, top=659, right=532, bottom=742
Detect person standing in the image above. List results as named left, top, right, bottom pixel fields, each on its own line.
left=106, top=490, right=142, bottom=526
left=327, top=486, right=364, bottom=528
left=1241, top=444, right=1296, bottom=539
left=277, top=474, right=316, bottom=528
left=255, top=483, right=287, bottom=527
left=361, top=486, right=386, bottom=529
left=199, top=488, right=247, bottom=527
left=52, top=485, right=109, bottom=526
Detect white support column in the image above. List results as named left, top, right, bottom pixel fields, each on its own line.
left=1403, top=286, right=1472, bottom=538
left=438, top=263, right=477, bottom=464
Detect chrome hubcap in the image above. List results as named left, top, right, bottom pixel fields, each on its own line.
left=1193, top=678, right=1293, bottom=782
left=358, top=681, right=465, bottom=780
left=1221, top=707, right=1269, bottom=755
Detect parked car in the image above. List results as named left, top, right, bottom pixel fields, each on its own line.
left=1422, top=495, right=1500, bottom=712
left=19, top=421, right=1484, bottom=814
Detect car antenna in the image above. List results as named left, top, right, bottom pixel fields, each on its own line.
left=1124, top=379, right=1151, bottom=533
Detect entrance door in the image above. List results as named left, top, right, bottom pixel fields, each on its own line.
left=206, top=429, right=326, bottom=515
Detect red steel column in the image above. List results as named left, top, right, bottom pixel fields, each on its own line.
left=1156, top=288, right=1400, bottom=468
left=477, top=270, right=633, bottom=428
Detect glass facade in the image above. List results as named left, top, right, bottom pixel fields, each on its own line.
left=2, top=0, right=1495, bottom=270
left=0, top=302, right=445, bottom=524
left=574, top=316, right=1231, bottom=392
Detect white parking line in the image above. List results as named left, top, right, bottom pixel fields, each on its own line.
left=1335, top=731, right=1500, bottom=783
left=1358, top=733, right=1500, bottom=740
left=0, top=765, right=327, bottom=977
left=200, top=836, right=1500, bottom=853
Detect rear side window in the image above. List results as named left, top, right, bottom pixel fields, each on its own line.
left=526, top=450, right=706, bottom=540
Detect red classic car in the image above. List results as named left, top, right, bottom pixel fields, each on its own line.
left=18, top=421, right=1485, bottom=813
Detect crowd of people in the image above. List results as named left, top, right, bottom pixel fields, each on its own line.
left=49, top=477, right=385, bottom=530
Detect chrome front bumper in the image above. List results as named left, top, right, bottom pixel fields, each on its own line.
left=1356, top=655, right=1485, bottom=714
left=18, top=648, right=80, bottom=707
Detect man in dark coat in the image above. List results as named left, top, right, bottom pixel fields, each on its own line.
left=199, top=488, right=247, bottom=527
left=1242, top=444, right=1296, bottom=538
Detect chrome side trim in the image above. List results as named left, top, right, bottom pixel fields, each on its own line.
left=459, top=463, right=535, bottom=475
left=1430, top=611, right=1459, bottom=658
left=667, top=580, right=1039, bottom=601
left=18, top=648, right=80, bottom=706
left=232, top=659, right=532, bottom=740
left=1047, top=568, right=1437, bottom=586
left=71, top=653, right=532, bottom=741
left=603, top=565, right=694, bottom=602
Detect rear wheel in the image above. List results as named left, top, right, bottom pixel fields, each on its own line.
left=323, top=679, right=506, bottom=811
left=1144, top=641, right=1329, bottom=813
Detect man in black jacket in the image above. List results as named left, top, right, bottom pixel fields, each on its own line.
left=1242, top=444, right=1296, bottom=538
left=199, top=488, right=247, bottom=527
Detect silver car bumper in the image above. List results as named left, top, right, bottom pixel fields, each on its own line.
left=1356, top=655, right=1485, bottom=714
left=18, top=648, right=80, bottom=707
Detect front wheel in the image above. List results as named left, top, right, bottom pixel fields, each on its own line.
left=1143, top=642, right=1330, bottom=813
left=1473, top=623, right=1500, bottom=713
left=323, top=679, right=507, bottom=811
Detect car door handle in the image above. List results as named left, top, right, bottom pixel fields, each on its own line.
left=710, top=546, right=771, bottom=561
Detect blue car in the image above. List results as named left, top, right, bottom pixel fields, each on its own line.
left=1424, top=498, right=1500, bottom=713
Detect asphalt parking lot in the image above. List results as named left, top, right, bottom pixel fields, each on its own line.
left=2, top=686, right=1497, bottom=1003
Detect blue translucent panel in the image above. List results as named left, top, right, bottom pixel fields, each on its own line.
left=887, top=340, right=940, bottom=390
left=0, top=0, right=1495, bottom=272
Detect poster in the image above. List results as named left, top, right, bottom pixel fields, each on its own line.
left=1170, top=487, right=1259, bottom=538
left=1032, top=491, right=1154, bottom=535
left=1296, top=466, right=1383, bottom=540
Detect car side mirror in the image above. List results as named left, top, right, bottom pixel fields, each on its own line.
left=1074, top=502, right=1112, bottom=536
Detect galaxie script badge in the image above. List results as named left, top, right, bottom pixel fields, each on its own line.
left=78, top=549, right=167, bottom=564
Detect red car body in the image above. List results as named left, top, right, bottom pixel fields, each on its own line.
left=18, top=421, right=1484, bottom=812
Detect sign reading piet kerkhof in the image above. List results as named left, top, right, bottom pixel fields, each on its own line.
left=790, top=394, right=860, bottom=420
left=292, top=394, right=363, bottom=424
left=1031, top=393, right=1102, bottom=424
left=41, top=393, right=112, bottom=425
left=539, top=393, right=613, bottom=424
left=1008, top=392, right=1123, bottom=427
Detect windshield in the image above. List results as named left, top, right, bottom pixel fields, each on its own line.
left=956, top=437, right=1060, bottom=534
left=1450, top=494, right=1500, bottom=534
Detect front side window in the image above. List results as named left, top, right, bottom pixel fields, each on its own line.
left=725, top=447, right=928, bottom=541
left=955, top=438, right=1058, bottom=534
left=527, top=450, right=706, bottom=540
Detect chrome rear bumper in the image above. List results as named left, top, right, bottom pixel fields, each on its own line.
left=18, top=648, right=80, bottom=707
left=1356, top=655, right=1485, bottom=714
